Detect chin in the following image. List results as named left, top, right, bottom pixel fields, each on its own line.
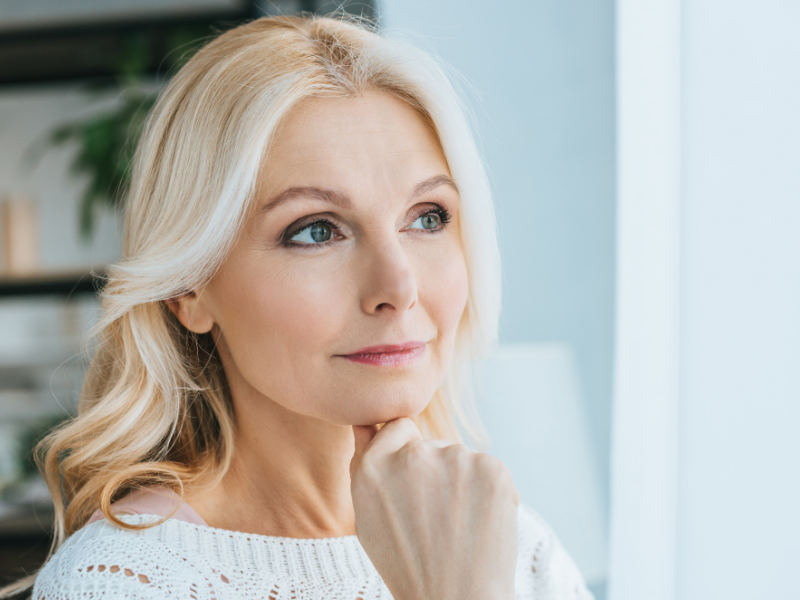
left=326, top=382, right=436, bottom=426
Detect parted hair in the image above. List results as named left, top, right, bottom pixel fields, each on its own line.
left=0, top=13, right=501, bottom=599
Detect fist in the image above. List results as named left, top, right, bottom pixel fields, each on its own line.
left=350, top=418, right=520, bottom=600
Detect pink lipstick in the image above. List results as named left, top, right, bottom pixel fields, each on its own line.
left=339, top=341, right=426, bottom=367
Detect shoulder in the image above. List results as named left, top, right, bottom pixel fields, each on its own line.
left=32, top=516, right=227, bottom=600
left=84, top=485, right=207, bottom=527
left=515, top=503, right=594, bottom=600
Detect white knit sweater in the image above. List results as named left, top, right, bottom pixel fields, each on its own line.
left=32, top=503, right=594, bottom=600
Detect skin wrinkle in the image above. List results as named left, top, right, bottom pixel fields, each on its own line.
left=167, top=89, right=469, bottom=539
left=259, top=174, right=458, bottom=216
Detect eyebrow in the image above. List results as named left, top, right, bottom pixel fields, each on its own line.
left=258, top=174, right=459, bottom=214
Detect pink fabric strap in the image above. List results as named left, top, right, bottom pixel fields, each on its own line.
left=84, top=485, right=208, bottom=528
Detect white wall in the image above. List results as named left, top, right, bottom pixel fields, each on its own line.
left=678, top=1, right=800, bottom=598
left=608, top=0, right=680, bottom=597
left=611, top=0, right=800, bottom=598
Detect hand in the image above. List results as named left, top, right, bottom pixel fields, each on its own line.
left=350, top=417, right=520, bottom=600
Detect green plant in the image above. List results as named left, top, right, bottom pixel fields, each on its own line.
left=34, top=28, right=208, bottom=241
left=49, top=87, right=157, bottom=241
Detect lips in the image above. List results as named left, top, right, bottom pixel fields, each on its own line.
left=338, top=341, right=427, bottom=367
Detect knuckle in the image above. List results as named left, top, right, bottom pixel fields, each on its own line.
left=474, top=451, right=502, bottom=473
left=494, top=471, right=517, bottom=498
left=498, top=465, right=516, bottom=490
left=451, top=443, right=472, bottom=455
left=400, top=439, right=428, bottom=462
left=443, top=443, right=472, bottom=467
left=473, top=453, right=514, bottom=492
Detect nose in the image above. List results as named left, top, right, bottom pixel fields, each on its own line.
left=359, top=238, right=418, bottom=315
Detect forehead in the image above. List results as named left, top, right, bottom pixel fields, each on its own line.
left=257, top=90, right=450, bottom=198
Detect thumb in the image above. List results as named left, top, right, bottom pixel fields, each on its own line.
left=350, top=424, right=380, bottom=477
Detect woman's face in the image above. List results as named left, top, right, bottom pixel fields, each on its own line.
left=187, top=90, right=468, bottom=426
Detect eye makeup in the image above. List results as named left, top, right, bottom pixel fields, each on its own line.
left=278, top=203, right=453, bottom=249
left=280, top=216, right=341, bottom=247
left=410, top=205, right=451, bottom=228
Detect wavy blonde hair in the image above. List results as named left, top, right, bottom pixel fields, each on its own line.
left=1, top=13, right=501, bottom=599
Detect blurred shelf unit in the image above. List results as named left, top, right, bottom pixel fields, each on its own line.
left=0, top=0, right=375, bottom=87
left=0, top=268, right=106, bottom=297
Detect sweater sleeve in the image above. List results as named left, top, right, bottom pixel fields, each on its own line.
left=516, top=503, right=595, bottom=600
left=31, top=522, right=232, bottom=600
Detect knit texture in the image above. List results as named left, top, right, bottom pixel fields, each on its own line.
left=32, top=503, right=593, bottom=599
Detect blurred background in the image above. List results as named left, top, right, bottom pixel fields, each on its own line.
left=0, top=2, right=797, bottom=600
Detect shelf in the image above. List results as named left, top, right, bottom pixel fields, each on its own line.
left=0, top=268, right=106, bottom=298
left=0, top=0, right=376, bottom=87
left=0, top=6, right=255, bottom=87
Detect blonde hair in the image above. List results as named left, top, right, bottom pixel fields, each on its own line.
left=1, top=13, right=501, bottom=598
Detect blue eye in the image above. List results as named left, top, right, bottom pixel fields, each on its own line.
left=290, top=221, right=333, bottom=244
left=409, top=212, right=443, bottom=230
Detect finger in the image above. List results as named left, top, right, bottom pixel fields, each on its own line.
left=424, top=439, right=456, bottom=449
left=366, top=417, right=424, bottom=457
left=351, top=424, right=380, bottom=476
left=512, top=486, right=521, bottom=508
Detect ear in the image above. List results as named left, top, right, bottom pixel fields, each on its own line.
left=164, top=289, right=216, bottom=334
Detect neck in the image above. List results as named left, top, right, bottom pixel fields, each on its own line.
left=185, top=345, right=357, bottom=539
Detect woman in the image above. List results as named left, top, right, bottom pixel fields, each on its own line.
left=2, top=14, right=593, bottom=600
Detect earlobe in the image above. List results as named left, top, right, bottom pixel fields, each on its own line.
left=164, top=291, right=215, bottom=334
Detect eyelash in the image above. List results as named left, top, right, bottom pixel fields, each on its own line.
left=280, top=205, right=452, bottom=248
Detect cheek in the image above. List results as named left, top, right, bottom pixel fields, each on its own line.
left=418, top=240, right=470, bottom=342
left=218, top=257, right=352, bottom=397
left=257, top=263, right=349, bottom=349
